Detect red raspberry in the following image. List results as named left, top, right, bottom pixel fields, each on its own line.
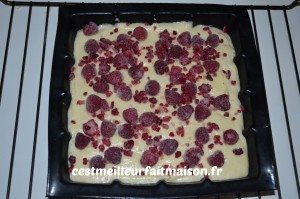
left=213, top=94, right=231, bottom=111
left=177, top=31, right=191, bottom=46
left=118, top=123, right=135, bottom=139
left=104, top=147, right=122, bottom=164
left=100, top=120, right=116, bottom=138
left=106, top=71, right=123, bottom=85
left=75, top=133, right=90, bottom=149
left=93, top=77, right=109, bottom=94
left=81, top=63, right=96, bottom=82
left=155, top=38, right=170, bottom=59
left=82, top=119, right=99, bottom=137
left=124, top=140, right=134, bottom=149
left=223, top=129, right=239, bottom=145
left=191, top=35, right=204, bottom=50
left=139, top=112, right=156, bottom=127
left=198, top=83, right=212, bottom=93
left=179, top=56, right=192, bottom=66
left=145, top=80, right=160, bottom=96
left=117, top=85, right=132, bottom=101
left=89, top=155, right=106, bottom=169
left=177, top=105, right=194, bottom=121
left=165, top=89, right=181, bottom=105
left=133, top=26, right=148, bottom=41
left=123, top=108, right=138, bottom=123
left=84, top=39, right=100, bottom=54
left=154, top=60, right=168, bottom=75
left=195, top=104, right=211, bottom=121
left=159, top=29, right=170, bottom=39
left=98, top=62, right=111, bottom=75
left=99, top=38, right=112, bottom=50
left=183, top=147, right=203, bottom=168
left=113, top=53, right=128, bottom=67
left=140, top=150, right=159, bottom=167
left=181, top=82, right=197, bottom=99
left=203, top=60, right=220, bottom=74
left=233, top=148, right=244, bottom=155
left=83, top=21, right=98, bottom=36
left=206, top=34, right=220, bottom=48
left=86, top=94, right=109, bottom=113
left=128, top=65, right=144, bottom=80
left=159, top=139, right=179, bottom=155
left=68, top=155, right=76, bottom=164
left=195, top=127, right=209, bottom=144
left=207, top=150, right=224, bottom=168
left=169, top=45, right=183, bottom=59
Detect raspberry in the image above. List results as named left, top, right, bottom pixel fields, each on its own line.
left=198, top=83, right=212, bottom=93
left=165, top=89, right=181, bottom=105
left=139, top=112, right=156, bottom=127
left=123, top=108, right=138, bottom=123
left=89, top=155, right=106, bottom=169
left=104, top=147, right=122, bottom=164
left=140, top=150, right=159, bottom=167
left=75, top=133, right=90, bottom=149
left=159, top=139, right=179, bottom=155
left=117, top=85, right=132, bottom=101
left=118, top=123, right=135, bottom=139
left=183, top=147, right=203, bottom=168
left=179, top=56, right=192, bottom=66
left=206, top=34, right=220, bottom=48
left=98, top=62, right=111, bottom=75
left=181, top=82, right=197, bottom=99
left=159, top=29, right=170, bottom=39
left=145, top=80, right=160, bottom=96
left=128, top=65, right=144, bottom=80
left=68, top=155, right=76, bottom=164
left=133, top=26, right=148, bottom=41
left=113, top=53, right=128, bottom=67
left=100, top=120, right=117, bottom=138
left=83, top=21, right=98, bottom=36
left=124, top=140, right=134, bottom=149
left=82, top=119, right=99, bottom=137
left=106, top=71, right=123, bottom=85
left=81, top=63, right=96, bottom=82
left=169, top=45, right=183, bottom=59
left=84, top=39, right=100, bottom=54
left=207, top=150, right=224, bottom=168
left=191, top=35, right=204, bottom=50
left=99, top=38, right=112, bottom=50
left=86, top=94, right=109, bottom=113
left=177, top=31, right=191, bottom=46
left=233, top=148, right=244, bottom=155
left=223, top=129, right=239, bottom=145
left=195, top=127, right=209, bottom=144
left=189, top=65, right=203, bottom=74
left=177, top=105, right=194, bottom=121
left=93, top=77, right=109, bottom=94
left=195, top=104, right=211, bottom=121
left=213, top=94, right=231, bottom=111
left=154, top=60, right=168, bottom=75
left=155, top=38, right=170, bottom=59
left=203, top=60, right=220, bottom=74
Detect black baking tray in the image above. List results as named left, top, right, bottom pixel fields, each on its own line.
left=48, top=3, right=277, bottom=198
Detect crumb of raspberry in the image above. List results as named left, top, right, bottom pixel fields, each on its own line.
left=223, top=129, right=239, bottom=145
left=84, top=39, right=100, bottom=54
left=207, top=150, right=224, bottom=168
left=165, top=89, right=181, bottom=105
left=93, top=77, right=109, bottom=94
left=145, top=80, right=160, bottom=96
left=82, top=119, right=100, bottom=136
left=83, top=21, right=98, bottom=36
left=128, top=65, right=144, bottom=80
left=159, top=139, right=179, bottom=156
left=183, top=147, right=203, bottom=168
left=198, top=83, right=212, bottom=94
left=175, top=151, right=181, bottom=158
left=154, top=60, right=168, bottom=75
left=195, top=127, right=209, bottom=144
left=98, top=62, right=111, bottom=75
left=181, top=82, right=197, bottom=99
left=139, top=112, right=156, bottom=127
left=102, top=137, right=111, bottom=147
left=68, top=155, right=76, bottom=164
left=140, top=150, right=159, bottom=167
left=117, top=85, right=132, bottom=101
left=100, top=120, right=116, bottom=138
left=124, top=140, right=134, bottom=149
left=75, top=133, right=90, bottom=149
left=118, top=123, right=135, bottom=139
left=89, top=155, right=106, bottom=169
left=213, top=94, right=231, bottom=111
left=177, top=31, right=191, bottom=46
left=106, top=71, right=123, bottom=85
left=155, top=38, right=170, bottom=59
left=177, top=105, right=194, bottom=121
left=206, top=34, right=220, bottom=48
left=104, top=147, right=122, bottom=164
left=233, top=148, right=244, bottom=155
left=81, top=63, right=96, bottom=82
left=203, top=60, right=220, bottom=74
left=169, top=45, right=183, bottom=59
left=195, top=104, right=211, bottom=121
left=133, top=26, right=148, bottom=41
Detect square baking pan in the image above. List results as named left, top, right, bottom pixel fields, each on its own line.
left=48, top=3, right=277, bottom=197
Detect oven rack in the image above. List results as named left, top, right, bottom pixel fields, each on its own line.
left=0, top=1, right=299, bottom=199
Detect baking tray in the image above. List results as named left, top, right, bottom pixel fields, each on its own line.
left=48, top=3, right=277, bottom=197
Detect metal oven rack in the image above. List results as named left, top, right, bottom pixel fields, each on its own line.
left=0, top=0, right=299, bottom=198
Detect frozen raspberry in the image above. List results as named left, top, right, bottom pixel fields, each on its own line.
left=75, top=133, right=90, bottom=149
left=99, top=38, right=112, bottom=50
left=83, top=21, right=98, bottom=36
left=206, top=34, right=220, bottom=48
left=179, top=56, right=192, bottom=66
left=189, top=65, right=203, bottom=74
left=195, top=104, right=211, bottom=121
left=145, top=80, right=160, bottom=96
left=223, top=129, right=239, bottom=145
left=154, top=60, right=168, bottom=75
left=203, top=60, right=220, bottom=74
left=106, top=71, right=123, bottom=85
left=181, top=82, right=197, bottom=99
left=117, top=85, right=132, bottom=101
left=198, top=83, right=212, bottom=93
left=84, top=39, right=100, bottom=54
left=183, top=147, right=203, bottom=168
left=155, top=38, right=170, bottom=59
left=169, top=45, right=183, bottom=59
left=98, top=62, right=111, bottom=75
left=93, top=77, right=109, bottom=94
left=117, top=33, right=130, bottom=42
left=83, top=119, right=99, bottom=137
left=213, top=94, right=231, bottom=111
left=104, top=147, right=122, bottom=164
left=195, top=127, right=209, bottom=144
left=81, top=63, right=96, bottom=82
left=191, top=35, right=204, bottom=50
left=123, top=108, right=138, bottom=123
left=128, top=65, right=144, bottom=80
left=140, top=150, right=159, bottom=167
left=133, top=26, right=148, bottom=41
left=177, top=105, right=194, bottom=121
left=159, top=29, right=170, bottom=39
left=159, top=139, right=179, bottom=155
left=233, top=148, right=244, bottom=155
left=177, top=31, right=191, bottom=46
left=165, top=89, right=181, bottom=105
left=86, top=94, right=109, bottom=113
left=113, top=53, right=128, bottom=67
left=118, top=123, right=135, bottom=139
left=139, top=112, right=156, bottom=127
left=207, top=150, right=224, bottom=168
left=124, top=140, right=134, bottom=149
left=89, top=155, right=106, bottom=169
left=100, top=120, right=116, bottom=138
